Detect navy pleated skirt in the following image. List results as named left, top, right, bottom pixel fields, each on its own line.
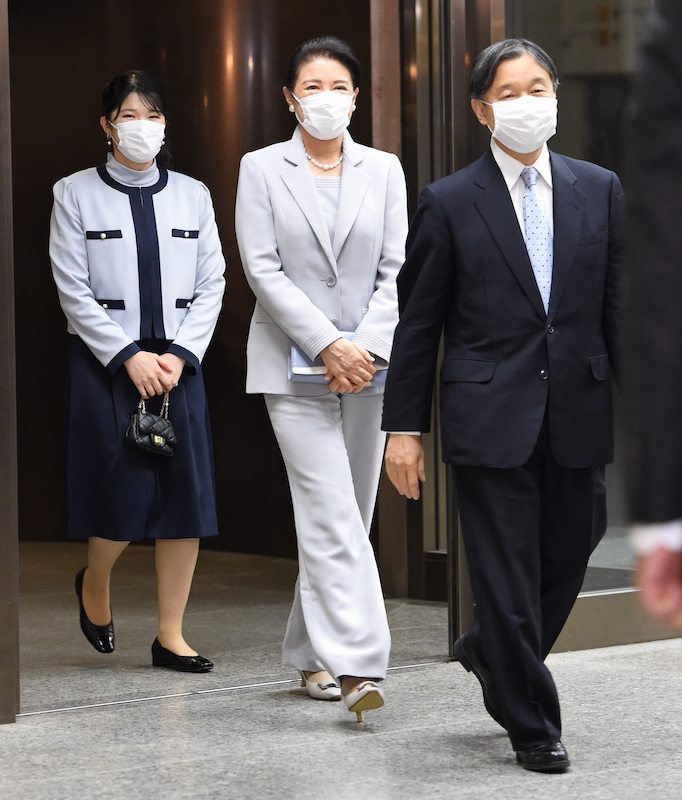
left=64, top=335, right=219, bottom=541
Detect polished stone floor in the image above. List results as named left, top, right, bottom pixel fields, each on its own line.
left=3, top=541, right=682, bottom=799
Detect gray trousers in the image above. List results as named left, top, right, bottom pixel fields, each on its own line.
left=265, top=392, right=391, bottom=680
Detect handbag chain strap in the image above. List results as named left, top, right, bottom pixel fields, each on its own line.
left=137, top=392, right=171, bottom=418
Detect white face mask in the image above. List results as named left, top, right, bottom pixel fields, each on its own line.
left=291, top=91, right=354, bottom=140
left=110, top=119, right=166, bottom=163
left=484, top=95, right=557, bottom=154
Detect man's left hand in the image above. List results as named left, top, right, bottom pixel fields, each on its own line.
left=384, top=433, right=426, bottom=499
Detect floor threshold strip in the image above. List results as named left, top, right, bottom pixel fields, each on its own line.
left=17, top=661, right=440, bottom=718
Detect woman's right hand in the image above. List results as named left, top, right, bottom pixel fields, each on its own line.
left=320, top=337, right=376, bottom=393
left=124, top=351, right=174, bottom=397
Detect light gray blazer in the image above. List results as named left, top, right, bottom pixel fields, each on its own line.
left=235, top=128, right=408, bottom=396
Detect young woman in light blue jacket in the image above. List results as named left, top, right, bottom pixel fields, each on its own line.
left=50, top=70, right=225, bottom=672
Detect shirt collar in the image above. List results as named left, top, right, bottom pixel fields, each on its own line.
left=490, top=139, right=553, bottom=191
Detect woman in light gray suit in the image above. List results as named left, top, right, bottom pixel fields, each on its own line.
left=235, top=37, right=407, bottom=721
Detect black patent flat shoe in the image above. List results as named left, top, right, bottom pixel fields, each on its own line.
left=516, top=742, right=570, bottom=773
left=74, top=567, right=115, bottom=654
left=151, top=638, right=213, bottom=672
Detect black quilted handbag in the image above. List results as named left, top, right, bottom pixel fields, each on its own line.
left=124, top=392, right=177, bottom=457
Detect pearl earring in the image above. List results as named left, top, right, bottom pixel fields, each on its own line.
left=288, top=104, right=295, bottom=113
left=106, top=135, right=112, bottom=145
left=352, top=104, right=357, bottom=111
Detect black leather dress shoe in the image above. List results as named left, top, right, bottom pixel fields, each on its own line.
left=74, top=567, right=115, bottom=654
left=151, top=638, right=213, bottom=673
left=516, top=742, right=570, bottom=773
left=453, top=635, right=505, bottom=728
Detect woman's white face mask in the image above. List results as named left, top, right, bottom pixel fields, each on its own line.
left=110, top=119, right=166, bottom=163
left=483, top=95, right=558, bottom=154
left=291, top=91, right=354, bottom=141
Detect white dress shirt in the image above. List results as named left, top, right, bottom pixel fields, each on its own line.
left=490, top=139, right=554, bottom=239
left=631, top=520, right=682, bottom=554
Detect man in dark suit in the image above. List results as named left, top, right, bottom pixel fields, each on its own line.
left=624, top=0, right=682, bottom=631
left=383, top=39, right=624, bottom=772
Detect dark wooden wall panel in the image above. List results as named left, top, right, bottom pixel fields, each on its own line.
left=0, top=0, right=19, bottom=724
left=9, top=0, right=371, bottom=559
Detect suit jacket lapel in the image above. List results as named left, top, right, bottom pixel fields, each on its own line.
left=473, top=150, right=547, bottom=321
left=280, top=130, right=337, bottom=272
left=547, top=153, right=585, bottom=321
left=333, top=133, right=370, bottom=259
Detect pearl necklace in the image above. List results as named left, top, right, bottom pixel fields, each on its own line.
left=305, top=150, right=343, bottom=171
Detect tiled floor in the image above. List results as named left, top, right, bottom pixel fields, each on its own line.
left=3, top=541, right=682, bottom=799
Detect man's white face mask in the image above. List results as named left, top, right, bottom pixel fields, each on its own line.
left=483, top=95, right=558, bottom=153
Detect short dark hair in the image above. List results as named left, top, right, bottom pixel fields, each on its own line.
left=102, top=70, right=172, bottom=168
left=468, top=39, right=559, bottom=99
left=102, top=69, right=167, bottom=120
left=285, top=36, right=361, bottom=91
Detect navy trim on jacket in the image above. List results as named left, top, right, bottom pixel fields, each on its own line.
left=107, top=341, right=141, bottom=374
left=166, top=343, right=199, bottom=373
left=86, top=229, right=123, bottom=239
left=96, top=164, right=169, bottom=342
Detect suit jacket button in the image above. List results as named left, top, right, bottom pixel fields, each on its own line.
left=547, top=325, right=555, bottom=334
left=100, top=232, right=107, bottom=239
left=102, top=303, right=109, bottom=309
left=184, top=231, right=190, bottom=238
left=326, top=276, right=337, bottom=287
left=331, top=318, right=340, bottom=327
left=186, top=302, right=192, bottom=308
left=539, top=369, right=549, bottom=380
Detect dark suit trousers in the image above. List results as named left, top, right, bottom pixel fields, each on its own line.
left=453, top=417, right=606, bottom=750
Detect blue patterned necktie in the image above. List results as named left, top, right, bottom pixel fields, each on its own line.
left=521, top=166, right=553, bottom=313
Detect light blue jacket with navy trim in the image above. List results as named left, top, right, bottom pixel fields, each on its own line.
left=49, top=160, right=226, bottom=374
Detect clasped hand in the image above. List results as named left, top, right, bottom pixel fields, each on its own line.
left=320, top=337, right=376, bottom=393
left=124, top=351, right=186, bottom=398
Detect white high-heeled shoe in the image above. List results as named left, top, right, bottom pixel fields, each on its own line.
left=300, top=672, right=342, bottom=701
left=343, top=681, right=385, bottom=722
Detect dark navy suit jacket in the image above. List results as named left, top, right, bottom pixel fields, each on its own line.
left=382, top=148, right=625, bottom=469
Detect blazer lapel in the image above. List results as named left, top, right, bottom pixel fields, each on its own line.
left=333, top=133, right=371, bottom=259
left=280, top=130, right=337, bottom=272
left=547, top=153, right=585, bottom=321
left=473, top=151, right=547, bottom=321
